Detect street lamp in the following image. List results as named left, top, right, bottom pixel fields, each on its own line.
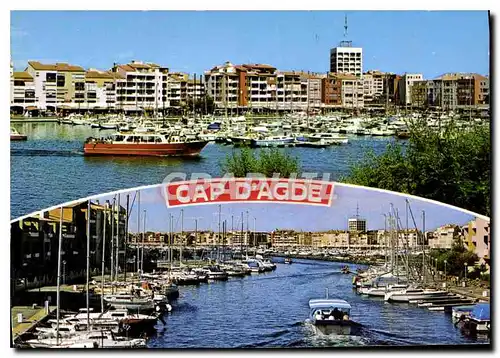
left=62, top=260, right=67, bottom=285
left=444, top=260, right=447, bottom=280
left=464, top=262, right=468, bottom=283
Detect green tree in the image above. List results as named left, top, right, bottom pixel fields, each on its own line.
left=342, top=119, right=490, bottom=216
left=220, top=148, right=300, bottom=178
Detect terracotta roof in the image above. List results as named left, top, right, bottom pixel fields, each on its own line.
left=13, top=71, right=33, bottom=81
left=243, top=64, right=276, bottom=70
left=117, top=64, right=135, bottom=72
left=85, top=70, right=115, bottom=80
left=28, top=61, right=84, bottom=72
left=107, top=71, right=125, bottom=80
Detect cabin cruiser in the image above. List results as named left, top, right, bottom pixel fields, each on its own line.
left=203, top=265, right=229, bottom=281
left=84, top=130, right=208, bottom=157
left=455, top=303, right=490, bottom=337
left=308, top=298, right=359, bottom=336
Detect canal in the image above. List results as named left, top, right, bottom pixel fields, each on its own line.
left=10, top=122, right=398, bottom=219
left=147, top=258, right=484, bottom=348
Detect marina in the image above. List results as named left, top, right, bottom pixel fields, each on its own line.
left=12, top=258, right=489, bottom=348
left=10, top=112, right=489, bottom=219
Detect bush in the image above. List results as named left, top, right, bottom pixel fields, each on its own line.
left=342, top=119, right=490, bottom=216
left=220, top=148, right=300, bottom=178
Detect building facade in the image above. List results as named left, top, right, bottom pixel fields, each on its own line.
left=330, top=41, right=363, bottom=77
left=462, top=218, right=490, bottom=265
left=399, top=73, right=424, bottom=105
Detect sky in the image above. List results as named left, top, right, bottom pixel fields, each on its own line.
left=95, top=183, right=476, bottom=233
left=10, top=11, right=490, bottom=79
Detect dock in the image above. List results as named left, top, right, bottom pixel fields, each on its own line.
left=11, top=305, right=56, bottom=343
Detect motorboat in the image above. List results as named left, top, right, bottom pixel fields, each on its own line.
left=451, top=305, right=476, bottom=321
left=84, top=130, right=208, bottom=157
left=308, top=297, right=359, bottom=335
left=384, top=288, right=448, bottom=302
left=455, top=303, right=490, bottom=337
left=10, top=127, right=27, bottom=141
left=284, top=257, right=292, bottom=264
left=341, top=265, right=350, bottom=274
left=27, top=330, right=146, bottom=348
left=250, top=135, right=295, bottom=148
left=204, top=265, right=229, bottom=281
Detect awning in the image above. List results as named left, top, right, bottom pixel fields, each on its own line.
left=26, top=106, right=38, bottom=110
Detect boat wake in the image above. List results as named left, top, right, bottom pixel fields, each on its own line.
left=302, top=321, right=369, bottom=347
left=10, top=149, right=84, bottom=157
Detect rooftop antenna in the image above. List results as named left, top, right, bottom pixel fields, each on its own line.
left=344, top=14, right=348, bottom=38
left=356, top=202, right=360, bottom=219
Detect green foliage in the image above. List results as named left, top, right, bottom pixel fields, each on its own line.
left=220, top=148, right=300, bottom=178
left=429, top=244, right=479, bottom=277
left=342, top=119, right=490, bottom=216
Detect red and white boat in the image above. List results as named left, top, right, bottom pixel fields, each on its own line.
left=10, top=127, right=28, bottom=141
left=83, top=130, right=208, bottom=157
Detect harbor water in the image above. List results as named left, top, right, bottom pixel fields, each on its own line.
left=147, top=258, right=483, bottom=348
left=11, top=122, right=398, bottom=218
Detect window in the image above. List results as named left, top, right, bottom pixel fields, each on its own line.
left=75, top=82, right=85, bottom=91
left=57, top=75, right=65, bottom=87
left=46, top=73, right=56, bottom=83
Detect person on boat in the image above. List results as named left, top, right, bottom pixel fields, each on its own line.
left=332, top=308, right=342, bottom=320
left=343, top=313, right=350, bottom=321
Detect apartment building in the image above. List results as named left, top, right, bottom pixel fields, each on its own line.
left=11, top=201, right=126, bottom=289
left=276, top=71, right=308, bottom=111
left=321, top=74, right=342, bottom=107
left=83, top=69, right=120, bottom=110
left=399, top=73, right=423, bottom=105
left=204, top=62, right=245, bottom=109
left=338, top=74, right=364, bottom=108
left=362, top=70, right=385, bottom=105
left=11, top=71, right=36, bottom=112
left=428, top=224, right=460, bottom=249
left=348, top=217, right=367, bottom=232
left=311, top=231, right=349, bottom=248
left=383, top=73, right=401, bottom=106
left=25, top=61, right=86, bottom=111
left=112, top=60, right=168, bottom=113
left=436, top=73, right=489, bottom=107
left=462, top=218, right=490, bottom=265
left=270, top=230, right=300, bottom=248
left=330, top=40, right=363, bottom=77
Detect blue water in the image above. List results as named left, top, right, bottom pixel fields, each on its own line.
left=10, top=122, right=397, bottom=218
left=147, top=258, right=485, bottom=348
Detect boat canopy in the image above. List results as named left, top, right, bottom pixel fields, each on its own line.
left=251, top=126, right=269, bottom=133
left=309, top=299, right=351, bottom=311
left=471, top=303, right=490, bottom=321
left=207, top=123, right=221, bottom=130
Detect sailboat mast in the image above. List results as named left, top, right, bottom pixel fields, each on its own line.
left=116, top=194, right=120, bottom=282
left=101, top=204, right=107, bottom=314
left=246, top=211, right=249, bottom=259
left=218, top=205, right=221, bottom=262
left=124, top=194, right=129, bottom=282
left=180, top=209, right=184, bottom=264
left=141, top=210, right=146, bottom=275
left=86, top=200, right=91, bottom=332
left=307, top=72, right=310, bottom=127
left=136, top=191, right=141, bottom=274
left=56, top=206, right=63, bottom=346
left=240, top=212, right=244, bottom=260
left=422, top=210, right=426, bottom=284
left=110, top=197, right=115, bottom=289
